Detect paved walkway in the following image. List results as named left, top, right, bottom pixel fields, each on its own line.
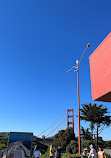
left=104, top=149, right=111, bottom=156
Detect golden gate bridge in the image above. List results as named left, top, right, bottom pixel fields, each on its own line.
left=35, top=109, right=79, bottom=146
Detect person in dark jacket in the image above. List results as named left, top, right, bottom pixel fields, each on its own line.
left=55, top=147, right=61, bottom=158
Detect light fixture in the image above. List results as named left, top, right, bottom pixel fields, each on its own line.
left=87, top=43, right=91, bottom=48
left=76, top=59, right=79, bottom=65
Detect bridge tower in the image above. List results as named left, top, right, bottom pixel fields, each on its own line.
left=67, top=109, right=74, bottom=133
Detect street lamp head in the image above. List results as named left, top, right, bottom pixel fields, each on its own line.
left=68, top=70, right=71, bottom=72
left=87, top=43, right=91, bottom=48
left=76, top=59, right=79, bottom=65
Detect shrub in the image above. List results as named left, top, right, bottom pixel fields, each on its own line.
left=81, top=139, right=96, bottom=152
left=61, top=153, right=82, bottom=158
left=66, top=140, right=78, bottom=154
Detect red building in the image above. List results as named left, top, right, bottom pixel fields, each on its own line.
left=89, top=32, right=111, bottom=102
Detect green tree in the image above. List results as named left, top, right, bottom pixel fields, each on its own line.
left=80, top=103, right=111, bottom=147
left=80, top=103, right=94, bottom=138
left=81, top=127, right=92, bottom=140
left=81, top=139, right=91, bottom=151
left=53, top=128, right=76, bottom=152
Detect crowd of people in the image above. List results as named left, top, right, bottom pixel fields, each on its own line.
left=33, top=145, right=61, bottom=158
left=33, top=144, right=106, bottom=158
left=0, top=144, right=107, bottom=158
left=83, top=144, right=106, bottom=158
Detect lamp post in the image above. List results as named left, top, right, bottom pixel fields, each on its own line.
left=68, top=43, right=91, bottom=154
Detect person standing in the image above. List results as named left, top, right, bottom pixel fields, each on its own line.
left=98, top=147, right=106, bottom=158
left=83, top=148, right=88, bottom=158
left=55, top=147, right=61, bottom=158
left=50, top=145, right=54, bottom=158
left=33, top=146, right=41, bottom=158
left=88, top=144, right=96, bottom=158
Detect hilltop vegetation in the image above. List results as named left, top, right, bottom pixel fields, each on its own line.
left=0, top=134, right=8, bottom=149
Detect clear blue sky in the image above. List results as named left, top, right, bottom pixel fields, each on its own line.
left=0, top=0, right=111, bottom=140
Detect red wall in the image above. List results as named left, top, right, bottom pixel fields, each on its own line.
left=89, top=32, right=111, bottom=102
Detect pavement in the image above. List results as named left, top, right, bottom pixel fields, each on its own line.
left=104, top=149, right=111, bottom=157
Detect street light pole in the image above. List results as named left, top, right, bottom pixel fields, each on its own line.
left=76, top=59, right=81, bottom=154
left=68, top=43, right=91, bottom=154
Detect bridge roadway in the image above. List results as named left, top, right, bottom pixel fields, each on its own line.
left=34, top=136, right=54, bottom=146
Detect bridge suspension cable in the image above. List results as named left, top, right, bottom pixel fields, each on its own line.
left=45, top=117, right=66, bottom=138
left=37, top=111, right=66, bottom=137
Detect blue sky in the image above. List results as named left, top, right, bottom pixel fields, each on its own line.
left=0, top=0, right=111, bottom=140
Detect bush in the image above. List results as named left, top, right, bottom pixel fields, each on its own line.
left=61, top=153, right=82, bottom=158
left=0, top=134, right=8, bottom=149
left=66, top=140, right=78, bottom=154
left=81, top=139, right=96, bottom=152
left=40, top=153, right=49, bottom=158
left=66, top=144, right=71, bottom=153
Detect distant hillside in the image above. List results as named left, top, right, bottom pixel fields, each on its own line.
left=0, top=132, right=9, bottom=135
